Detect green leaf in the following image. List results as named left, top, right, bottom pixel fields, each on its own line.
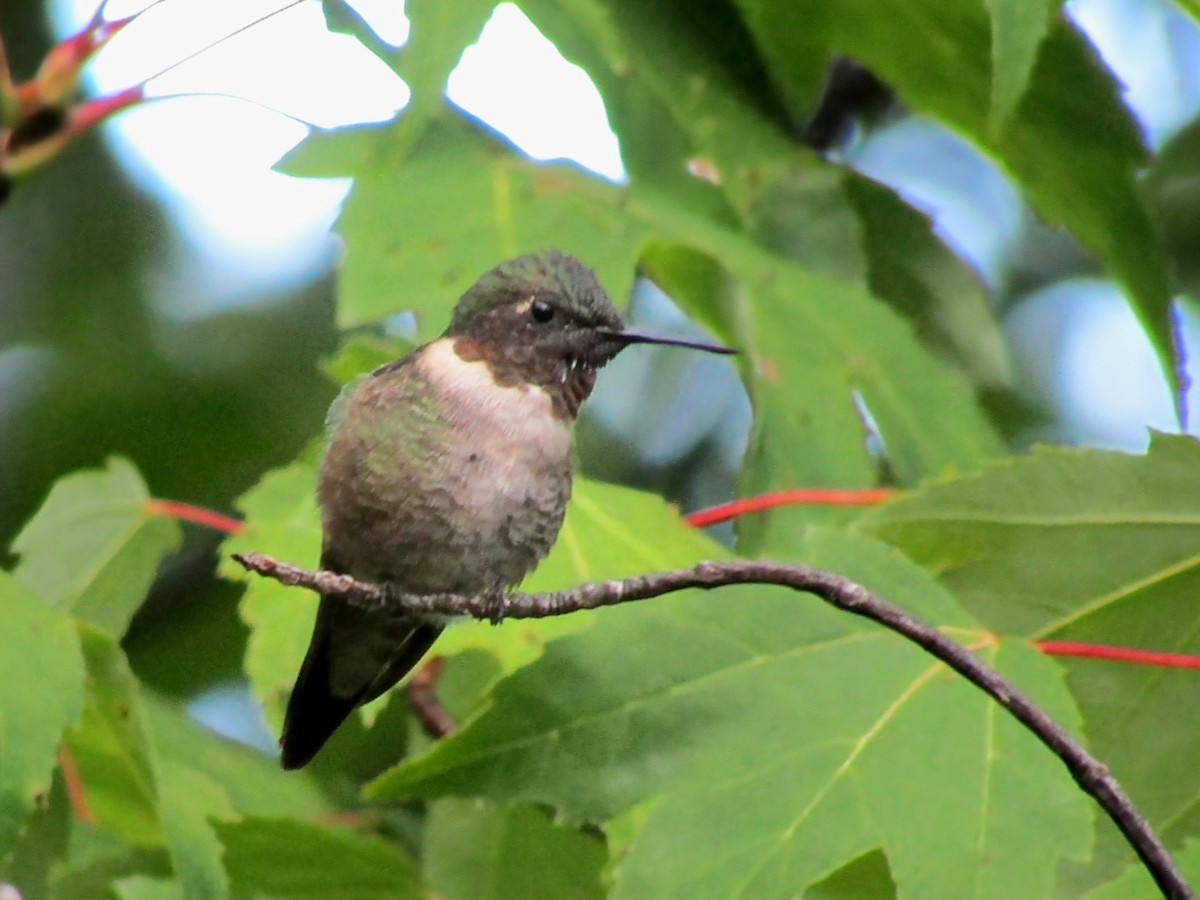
left=399, top=0, right=498, bottom=104
left=730, top=0, right=1173, bottom=383
left=47, top=822, right=170, bottom=900
left=858, top=432, right=1200, bottom=886
left=371, top=529, right=1091, bottom=897
left=284, top=117, right=648, bottom=336
left=320, top=0, right=399, bottom=71
left=657, top=187, right=1003, bottom=488
left=1145, top=117, right=1200, bottom=300
left=113, top=875, right=186, bottom=900
left=638, top=227, right=1003, bottom=550
left=216, top=817, right=422, bottom=899
left=1175, top=0, right=1200, bottom=24
left=0, top=573, right=85, bottom=856
left=844, top=173, right=1010, bottom=389
left=858, top=432, right=1200, bottom=637
left=531, top=0, right=1170, bottom=381
left=804, top=850, right=897, bottom=900
left=1084, top=838, right=1200, bottom=899
left=744, top=165, right=868, bottom=285
left=64, top=630, right=238, bottom=897
left=839, top=7, right=1172, bottom=384
left=424, top=799, right=606, bottom=900
left=141, top=694, right=333, bottom=822
left=11, top=457, right=181, bottom=638
left=327, top=0, right=496, bottom=124
left=721, top=238, right=1002, bottom=492
left=724, top=0, right=831, bottom=117
left=528, top=0, right=862, bottom=283
left=156, top=762, right=235, bottom=900
left=64, top=626, right=163, bottom=847
left=326, top=0, right=499, bottom=173
left=2, top=766, right=71, bottom=898
left=223, top=461, right=323, bottom=725
left=611, top=634, right=1087, bottom=899
left=983, top=0, right=1056, bottom=127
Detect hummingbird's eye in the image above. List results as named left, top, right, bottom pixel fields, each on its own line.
left=530, top=298, right=556, bottom=323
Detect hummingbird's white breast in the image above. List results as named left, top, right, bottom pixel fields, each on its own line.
left=319, top=336, right=576, bottom=595
left=414, top=338, right=574, bottom=583
left=417, top=337, right=572, bottom=459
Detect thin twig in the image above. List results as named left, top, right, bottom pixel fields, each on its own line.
left=233, top=551, right=1193, bottom=899
left=406, top=657, right=456, bottom=738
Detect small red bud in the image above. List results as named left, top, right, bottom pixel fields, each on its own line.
left=35, top=13, right=136, bottom=107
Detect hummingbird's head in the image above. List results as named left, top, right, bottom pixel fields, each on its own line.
left=447, top=250, right=625, bottom=363
left=444, top=250, right=734, bottom=415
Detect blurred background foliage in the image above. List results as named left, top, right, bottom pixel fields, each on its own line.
left=2, top=0, right=1198, bottom=712
left=5, top=0, right=1200, bottom=894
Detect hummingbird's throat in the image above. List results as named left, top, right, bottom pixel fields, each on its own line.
left=560, top=357, right=598, bottom=417
left=450, top=337, right=597, bottom=419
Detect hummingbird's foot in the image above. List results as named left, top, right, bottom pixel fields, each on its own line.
left=485, top=588, right=509, bottom=624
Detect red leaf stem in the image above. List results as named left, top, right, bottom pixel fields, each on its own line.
left=1037, top=641, right=1200, bottom=671
left=685, top=488, right=896, bottom=528
left=58, top=746, right=93, bottom=825
left=145, top=499, right=243, bottom=535
left=66, top=84, right=144, bottom=134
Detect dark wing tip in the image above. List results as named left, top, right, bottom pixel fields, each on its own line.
left=279, top=605, right=363, bottom=770
left=279, top=735, right=316, bottom=771
left=278, top=594, right=444, bottom=770
left=279, top=677, right=360, bottom=770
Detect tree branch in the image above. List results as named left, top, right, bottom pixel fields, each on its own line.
left=406, top=657, right=457, bottom=738
left=233, top=551, right=1193, bottom=900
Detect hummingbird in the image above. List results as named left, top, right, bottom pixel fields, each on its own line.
left=280, top=250, right=734, bottom=769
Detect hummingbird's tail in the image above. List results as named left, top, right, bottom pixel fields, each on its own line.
left=280, top=594, right=442, bottom=770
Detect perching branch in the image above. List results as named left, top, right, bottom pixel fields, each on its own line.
left=234, top=551, right=1193, bottom=900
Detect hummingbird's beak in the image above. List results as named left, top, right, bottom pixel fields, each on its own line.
left=604, top=328, right=737, bottom=355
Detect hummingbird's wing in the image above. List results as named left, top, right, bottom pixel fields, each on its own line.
left=279, top=553, right=442, bottom=770
left=360, top=618, right=442, bottom=705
